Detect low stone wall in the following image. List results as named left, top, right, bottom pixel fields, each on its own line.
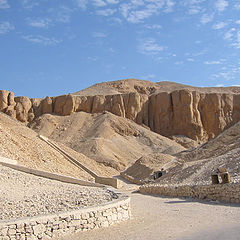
left=0, top=193, right=130, bottom=240
left=139, top=183, right=240, bottom=204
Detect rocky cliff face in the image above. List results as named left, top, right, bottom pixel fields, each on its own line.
left=1, top=88, right=240, bottom=142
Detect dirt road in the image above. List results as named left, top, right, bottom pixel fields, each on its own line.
left=58, top=190, right=240, bottom=240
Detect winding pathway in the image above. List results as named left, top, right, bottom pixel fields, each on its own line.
left=58, top=190, right=240, bottom=240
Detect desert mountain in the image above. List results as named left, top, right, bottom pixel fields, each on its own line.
left=29, top=111, right=185, bottom=171
left=1, top=79, right=240, bottom=142
left=0, top=112, right=116, bottom=180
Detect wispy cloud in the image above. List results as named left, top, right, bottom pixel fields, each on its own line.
left=27, top=18, right=52, bottom=28
left=0, top=22, right=14, bottom=34
left=138, top=38, right=164, bottom=55
left=224, top=28, right=235, bottom=40
left=204, top=60, right=222, bottom=65
left=22, top=0, right=39, bottom=9
left=234, top=3, right=240, bottom=10
left=76, top=0, right=88, bottom=10
left=120, top=1, right=176, bottom=23
left=145, top=24, right=162, bottom=29
left=56, top=6, right=73, bottom=23
left=22, top=35, right=61, bottom=46
left=96, top=8, right=116, bottom=16
left=92, top=32, right=107, bottom=38
left=236, top=20, right=240, bottom=25
left=181, top=0, right=206, bottom=15
left=212, top=21, right=228, bottom=30
left=200, top=13, right=214, bottom=24
left=231, top=31, right=240, bottom=48
left=0, top=0, right=9, bottom=9
left=93, top=0, right=106, bottom=7
left=215, top=0, right=228, bottom=12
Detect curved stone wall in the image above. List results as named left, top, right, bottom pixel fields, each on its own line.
left=0, top=192, right=130, bottom=239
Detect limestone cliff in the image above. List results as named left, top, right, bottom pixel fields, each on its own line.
left=1, top=81, right=240, bottom=142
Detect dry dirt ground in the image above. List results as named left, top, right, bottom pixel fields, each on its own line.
left=58, top=190, right=240, bottom=240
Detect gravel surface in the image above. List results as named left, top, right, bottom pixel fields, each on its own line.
left=0, top=165, right=117, bottom=221
left=59, top=191, right=240, bottom=240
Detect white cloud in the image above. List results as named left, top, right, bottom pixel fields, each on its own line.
left=215, top=0, right=228, bottom=12
left=96, top=8, right=116, bottom=16
left=56, top=6, right=73, bottom=23
left=236, top=20, right=240, bottom=25
left=200, top=13, right=214, bottom=24
left=174, top=61, right=184, bottom=65
left=120, top=1, right=176, bottom=23
left=232, top=31, right=240, bottom=48
left=224, top=28, right=236, bottom=40
left=146, top=24, right=162, bottom=29
left=204, top=61, right=221, bottom=65
left=0, top=22, right=14, bottom=34
left=215, top=84, right=224, bottom=87
left=22, top=0, right=39, bottom=9
left=22, top=35, right=61, bottom=46
left=187, top=58, right=194, bottom=62
left=27, top=18, right=52, bottom=28
left=93, top=0, right=106, bottom=7
left=212, top=21, right=227, bottom=30
left=234, top=3, right=240, bottom=10
left=188, top=5, right=202, bottom=14
left=138, top=38, right=164, bottom=55
left=0, top=0, right=9, bottom=9
left=92, top=32, right=107, bottom=38
left=106, top=0, right=119, bottom=4
left=76, top=0, right=88, bottom=9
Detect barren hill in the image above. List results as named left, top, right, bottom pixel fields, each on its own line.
left=73, top=79, right=240, bottom=96
left=29, top=111, right=185, bottom=171
left=0, top=112, right=115, bottom=180
left=155, top=121, right=240, bottom=185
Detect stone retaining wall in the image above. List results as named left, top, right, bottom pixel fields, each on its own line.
left=0, top=193, right=130, bottom=240
left=139, top=183, right=240, bottom=204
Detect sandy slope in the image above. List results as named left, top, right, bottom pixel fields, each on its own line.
left=29, top=111, right=185, bottom=171
left=0, top=112, right=92, bottom=180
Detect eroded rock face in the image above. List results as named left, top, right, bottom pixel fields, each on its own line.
left=1, top=88, right=240, bottom=142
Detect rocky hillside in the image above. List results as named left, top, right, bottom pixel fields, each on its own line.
left=30, top=111, right=185, bottom=171
left=0, top=112, right=116, bottom=180
left=155, top=121, right=240, bottom=185
left=1, top=79, right=240, bottom=142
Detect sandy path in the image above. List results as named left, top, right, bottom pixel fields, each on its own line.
left=58, top=191, right=240, bottom=240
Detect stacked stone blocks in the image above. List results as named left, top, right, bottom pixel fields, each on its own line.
left=140, top=183, right=240, bottom=204
left=0, top=195, right=130, bottom=240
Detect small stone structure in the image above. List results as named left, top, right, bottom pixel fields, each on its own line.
left=0, top=193, right=130, bottom=240
left=140, top=183, right=240, bottom=204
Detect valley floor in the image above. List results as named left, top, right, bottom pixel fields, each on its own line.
left=58, top=190, right=240, bottom=240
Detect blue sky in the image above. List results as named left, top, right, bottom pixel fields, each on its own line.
left=1, top=0, right=240, bottom=97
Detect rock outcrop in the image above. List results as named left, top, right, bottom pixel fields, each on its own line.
left=1, top=81, right=240, bottom=142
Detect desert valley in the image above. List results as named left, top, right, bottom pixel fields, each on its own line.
left=0, top=79, right=240, bottom=240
